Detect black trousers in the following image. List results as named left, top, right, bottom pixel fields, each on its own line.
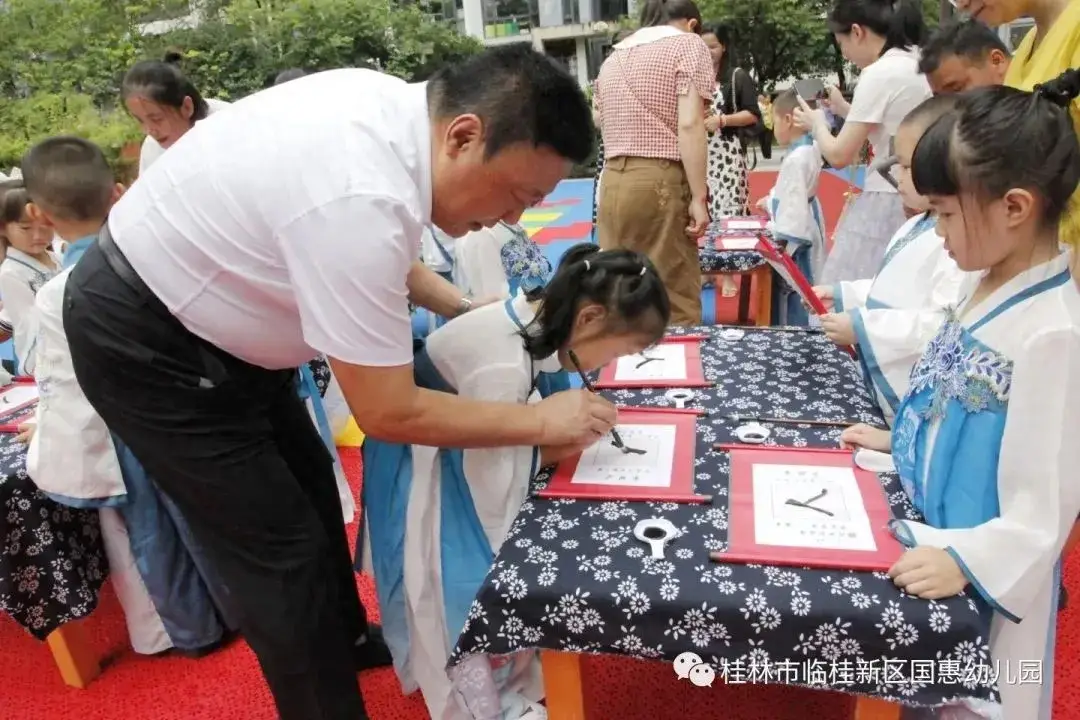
left=64, top=237, right=369, bottom=720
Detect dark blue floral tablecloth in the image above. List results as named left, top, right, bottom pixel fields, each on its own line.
left=698, top=225, right=772, bottom=275
left=0, top=411, right=106, bottom=640
left=0, top=358, right=331, bottom=641
left=449, top=326, right=997, bottom=709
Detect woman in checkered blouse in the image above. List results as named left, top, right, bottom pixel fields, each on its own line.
left=592, top=0, right=715, bottom=326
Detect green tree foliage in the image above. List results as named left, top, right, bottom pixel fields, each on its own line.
left=696, top=0, right=945, bottom=92
left=0, top=0, right=481, bottom=169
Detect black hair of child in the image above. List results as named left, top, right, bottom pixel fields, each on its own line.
left=427, top=44, right=593, bottom=165
left=911, top=69, right=1080, bottom=228
left=519, top=243, right=671, bottom=360
left=772, top=89, right=800, bottom=116
left=122, top=51, right=210, bottom=122
left=22, top=136, right=114, bottom=222
left=918, top=18, right=1009, bottom=76
left=900, top=93, right=962, bottom=131
left=828, top=0, right=926, bottom=54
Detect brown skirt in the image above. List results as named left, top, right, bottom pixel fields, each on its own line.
left=596, top=157, right=701, bottom=326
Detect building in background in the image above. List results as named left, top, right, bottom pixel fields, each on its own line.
left=141, top=0, right=628, bottom=88
left=425, top=0, right=631, bottom=87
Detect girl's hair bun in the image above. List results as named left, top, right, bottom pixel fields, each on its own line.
left=163, top=49, right=184, bottom=66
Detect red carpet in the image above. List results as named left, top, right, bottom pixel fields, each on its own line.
left=2, top=447, right=1078, bottom=719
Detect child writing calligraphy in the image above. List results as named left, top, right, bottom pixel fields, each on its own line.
left=19, top=136, right=230, bottom=657
left=841, top=75, right=1080, bottom=720
left=815, top=95, right=965, bottom=424
left=0, top=181, right=59, bottom=364
left=360, top=243, right=670, bottom=720
left=757, top=89, right=826, bottom=326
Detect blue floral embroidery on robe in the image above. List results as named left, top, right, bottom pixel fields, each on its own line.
left=906, top=309, right=1012, bottom=421
left=499, top=223, right=551, bottom=293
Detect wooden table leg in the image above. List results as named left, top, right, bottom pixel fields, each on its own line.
left=541, top=650, right=587, bottom=720
left=754, top=266, right=772, bottom=327
left=853, top=697, right=901, bottom=720
left=736, top=273, right=753, bottom=324
left=46, top=621, right=100, bottom=689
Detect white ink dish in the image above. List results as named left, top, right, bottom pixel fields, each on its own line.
left=719, top=328, right=745, bottom=342
left=664, top=388, right=695, bottom=408
left=735, top=422, right=770, bottom=444
left=634, top=518, right=679, bottom=559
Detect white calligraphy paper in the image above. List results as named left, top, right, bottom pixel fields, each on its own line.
left=719, top=237, right=760, bottom=251
left=571, top=424, right=677, bottom=488
left=613, top=343, right=688, bottom=382
left=751, top=464, right=877, bottom=552
left=0, top=384, right=38, bottom=409
left=726, top=220, right=765, bottom=230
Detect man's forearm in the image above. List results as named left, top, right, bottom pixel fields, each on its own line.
left=361, top=386, right=545, bottom=448
left=407, top=260, right=466, bottom=318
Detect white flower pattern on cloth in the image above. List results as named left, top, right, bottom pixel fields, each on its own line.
left=448, top=325, right=998, bottom=712
left=698, top=223, right=772, bottom=274
left=907, top=312, right=1012, bottom=421
left=0, top=412, right=107, bottom=639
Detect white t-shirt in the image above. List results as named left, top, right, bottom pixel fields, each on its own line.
left=109, top=69, right=431, bottom=369
left=138, top=98, right=232, bottom=174
left=845, top=48, right=931, bottom=194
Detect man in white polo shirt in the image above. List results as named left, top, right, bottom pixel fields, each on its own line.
left=60, top=46, right=608, bottom=720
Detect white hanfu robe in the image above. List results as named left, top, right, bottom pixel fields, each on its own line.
left=765, top=139, right=826, bottom=271
left=362, top=294, right=564, bottom=720
left=889, top=252, right=1080, bottom=720
left=0, top=247, right=60, bottom=371
left=26, top=252, right=171, bottom=654
left=834, top=213, right=964, bottom=424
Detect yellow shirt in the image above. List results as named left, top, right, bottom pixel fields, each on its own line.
left=1005, top=0, right=1080, bottom=247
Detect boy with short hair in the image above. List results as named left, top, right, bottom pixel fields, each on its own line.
left=918, top=19, right=1011, bottom=95
left=21, top=136, right=228, bottom=656
left=758, top=89, right=825, bottom=326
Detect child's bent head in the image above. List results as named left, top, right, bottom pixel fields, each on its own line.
left=911, top=71, right=1080, bottom=272
left=894, top=95, right=961, bottom=212
left=918, top=19, right=1010, bottom=95
left=0, top=181, right=52, bottom=256
left=22, top=136, right=118, bottom=241
left=521, top=243, right=670, bottom=370
left=771, top=90, right=802, bottom=146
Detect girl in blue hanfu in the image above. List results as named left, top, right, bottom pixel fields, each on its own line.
left=841, top=75, right=1080, bottom=720
left=360, top=243, right=670, bottom=720
left=815, top=94, right=966, bottom=425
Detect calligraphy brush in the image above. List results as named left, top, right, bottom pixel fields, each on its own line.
left=567, top=349, right=643, bottom=454
left=722, top=413, right=880, bottom=429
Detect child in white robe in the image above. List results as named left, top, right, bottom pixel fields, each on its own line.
left=360, top=243, right=671, bottom=720
left=414, top=223, right=552, bottom=339
left=0, top=182, right=60, bottom=365
left=19, top=136, right=230, bottom=655
left=840, top=79, right=1080, bottom=720
left=816, top=95, right=966, bottom=425
left=759, top=89, right=826, bottom=326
